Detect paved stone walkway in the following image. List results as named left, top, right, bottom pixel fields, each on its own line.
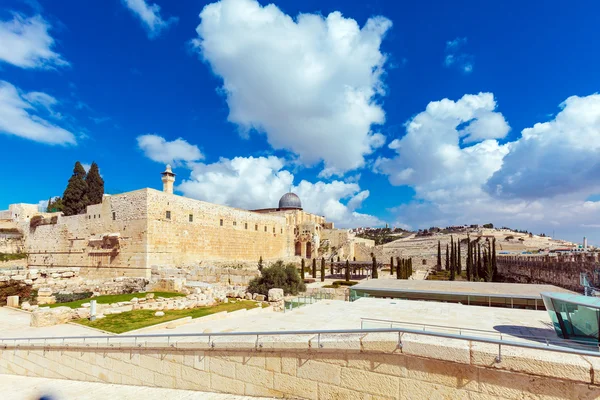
left=0, top=307, right=100, bottom=338
left=1, top=374, right=275, bottom=400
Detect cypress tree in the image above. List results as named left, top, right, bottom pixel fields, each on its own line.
left=390, top=256, right=394, bottom=275
left=466, top=237, right=472, bottom=282
left=62, top=161, right=88, bottom=216
left=457, top=240, right=462, bottom=276
left=372, top=256, right=378, bottom=279
left=450, top=236, right=454, bottom=272
left=437, top=241, right=442, bottom=271
left=301, top=258, right=305, bottom=280
left=85, top=162, right=104, bottom=205
left=396, top=257, right=401, bottom=279
left=492, top=238, right=497, bottom=282
left=312, top=258, right=317, bottom=278
left=320, top=257, right=325, bottom=282
left=409, top=258, right=413, bottom=278
left=345, top=260, right=350, bottom=282
left=477, top=243, right=483, bottom=281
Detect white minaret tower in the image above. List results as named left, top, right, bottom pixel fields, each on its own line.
left=584, top=236, right=588, bottom=250
left=161, top=164, right=176, bottom=194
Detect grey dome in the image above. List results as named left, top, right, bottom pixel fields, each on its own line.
left=278, top=192, right=302, bottom=209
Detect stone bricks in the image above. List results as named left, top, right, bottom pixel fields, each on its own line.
left=340, top=368, right=400, bottom=397
left=30, top=307, right=73, bottom=327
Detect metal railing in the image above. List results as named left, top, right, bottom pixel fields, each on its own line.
left=1, top=327, right=599, bottom=361
left=284, top=292, right=333, bottom=312
left=361, top=317, right=598, bottom=350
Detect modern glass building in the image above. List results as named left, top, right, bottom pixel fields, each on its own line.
left=541, top=292, right=600, bottom=343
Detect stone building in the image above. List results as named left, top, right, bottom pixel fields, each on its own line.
left=0, top=166, right=373, bottom=280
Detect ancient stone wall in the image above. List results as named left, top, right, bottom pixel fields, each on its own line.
left=145, top=189, right=293, bottom=268
left=497, top=254, right=600, bottom=292
left=1, top=332, right=599, bottom=399
left=23, top=189, right=151, bottom=279
left=0, top=237, right=24, bottom=254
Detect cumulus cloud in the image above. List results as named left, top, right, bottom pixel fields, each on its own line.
left=486, top=94, right=600, bottom=200
left=191, top=0, right=391, bottom=176
left=177, top=155, right=382, bottom=228
left=0, top=80, right=76, bottom=145
left=0, top=14, right=69, bottom=69
left=122, top=0, right=178, bottom=38
left=137, top=134, right=204, bottom=166
left=375, top=92, right=510, bottom=201
left=444, top=37, right=473, bottom=74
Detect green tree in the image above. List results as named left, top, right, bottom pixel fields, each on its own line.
left=46, top=196, right=63, bottom=213
left=62, top=161, right=88, bottom=216
left=466, top=237, right=472, bottom=281
left=85, top=162, right=104, bottom=205
left=258, top=256, right=264, bottom=272
left=312, top=258, right=317, bottom=278
left=301, top=258, right=305, bottom=280
left=247, top=261, right=306, bottom=296
left=437, top=240, right=442, bottom=271
left=396, top=257, right=401, bottom=280
left=492, top=238, right=498, bottom=281
left=390, top=256, right=394, bottom=275
left=457, top=240, right=462, bottom=276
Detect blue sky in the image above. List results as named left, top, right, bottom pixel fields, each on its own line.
left=1, top=0, right=600, bottom=243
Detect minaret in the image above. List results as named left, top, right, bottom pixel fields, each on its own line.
left=161, top=164, right=176, bottom=194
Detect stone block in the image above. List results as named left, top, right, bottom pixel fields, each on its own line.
left=154, top=311, right=165, bottom=317
left=37, top=296, right=56, bottom=305
left=297, top=359, right=342, bottom=385
left=274, top=372, right=318, bottom=400
left=30, top=307, right=73, bottom=327
left=255, top=294, right=266, bottom=301
left=340, top=368, right=400, bottom=397
left=268, top=288, right=284, bottom=301
left=6, top=295, right=19, bottom=308
left=11, top=275, right=26, bottom=281
left=211, top=373, right=245, bottom=395
left=37, top=288, right=52, bottom=296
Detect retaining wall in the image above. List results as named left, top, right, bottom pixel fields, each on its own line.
left=1, top=332, right=599, bottom=399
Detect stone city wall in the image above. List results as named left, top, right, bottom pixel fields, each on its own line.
left=1, top=332, right=599, bottom=399
left=497, top=255, right=600, bottom=292
left=145, top=189, right=293, bottom=268
left=22, top=189, right=151, bottom=278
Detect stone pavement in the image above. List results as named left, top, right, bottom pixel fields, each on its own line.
left=1, top=374, right=275, bottom=400
left=0, top=307, right=101, bottom=338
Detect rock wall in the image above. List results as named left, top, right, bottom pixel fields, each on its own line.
left=1, top=332, right=599, bottom=399
left=497, top=254, right=600, bottom=292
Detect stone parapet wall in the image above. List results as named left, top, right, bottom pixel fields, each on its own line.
left=151, top=263, right=261, bottom=286
left=1, top=332, right=599, bottom=399
left=497, top=255, right=600, bottom=292
left=0, top=267, right=147, bottom=296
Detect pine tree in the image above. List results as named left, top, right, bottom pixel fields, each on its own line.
left=47, top=196, right=63, bottom=213
left=345, top=260, right=350, bottom=282
left=437, top=241, right=442, bottom=271
left=85, top=162, right=104, bottom=205
left=62, top=161, right=88, bottom=216
left=320, top=257, right=325, bottom=282
left=301, top=258, right=305, bottom=280
left=372, top=256, right=378, bottom=279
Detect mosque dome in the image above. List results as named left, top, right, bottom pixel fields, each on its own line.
left=278, top=192, right=302, bottom=210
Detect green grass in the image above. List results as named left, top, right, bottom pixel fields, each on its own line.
left=0, top=253, right=27, bottom=262
left=74, top=300, right=259, bottom=333
left=426, top=271, right=468, bottom=281
left=49, top=291, right=185, bottom=309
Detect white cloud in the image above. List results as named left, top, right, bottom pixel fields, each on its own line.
left=0, top=14, right=69, bottom=69
left=0, top=80, right=76, bottom=145
left=122, top=0, right=177, bottom=38
left=137, top=134, right=204, bottom=166
left=177, top=155, right=382, bottom=228
left=376, top=92, right=510, bottom=201
left=444, top=37, right=473, bottom=74
left=486, top=93, right=600, bottom=200
left=379, top=91, right=600, bottom=244
left=191, top=0, right=391, bottom=176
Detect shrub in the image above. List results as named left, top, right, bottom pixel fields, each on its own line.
left=54, top=292, right=93, bottom=304
left=332, top=280, right=358, bottom=286
left=30, top=215, right=44, bottom=229
left=247, top=260, right=306, bottom=296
